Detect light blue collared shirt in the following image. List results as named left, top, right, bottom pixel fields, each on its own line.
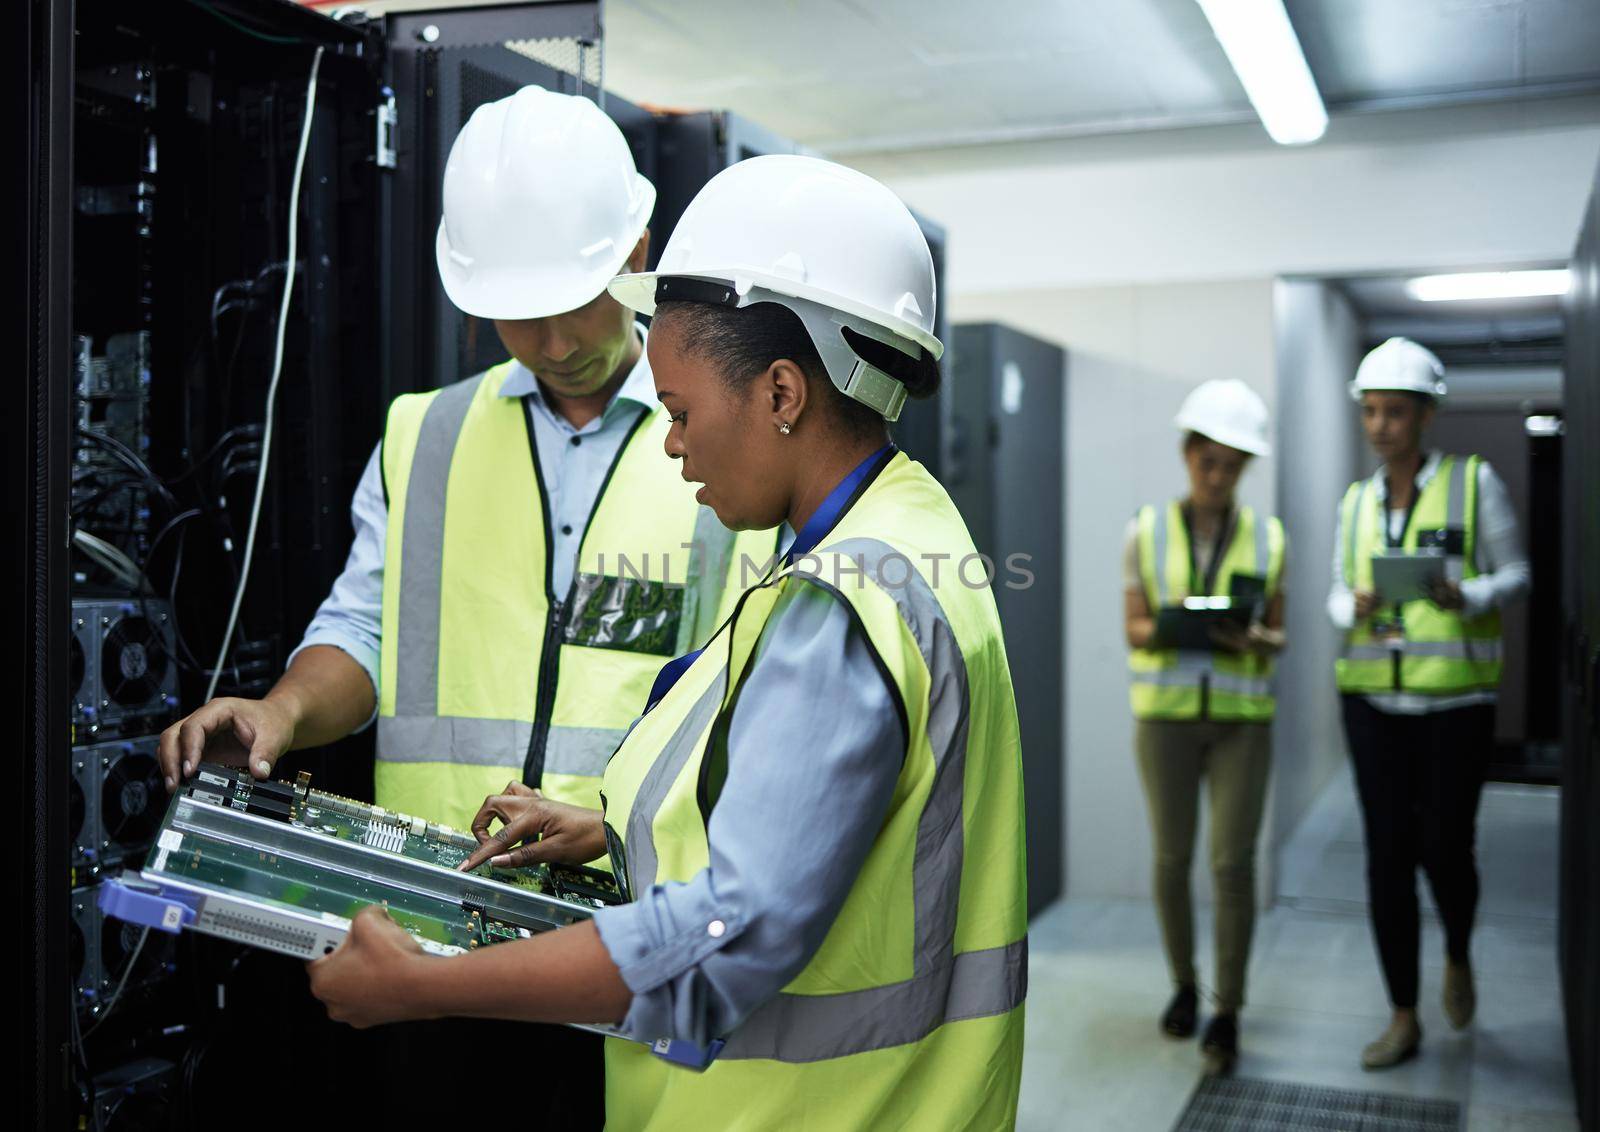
left=290, top=324, right=658, bottom=707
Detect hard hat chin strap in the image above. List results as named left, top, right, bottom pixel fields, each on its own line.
left=781, top=296, right=909, bottom=423
left=652, top=276, right=913, bottom=422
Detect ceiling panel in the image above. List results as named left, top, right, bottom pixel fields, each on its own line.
left=1290, top=0, right=1600, bottom=103
left=345, top=0, right=1600, bottom=153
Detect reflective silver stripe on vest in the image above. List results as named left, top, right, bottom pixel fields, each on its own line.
left=1149, top=506, right=1168, bottom=607
left=714, top=538, right=1024, bottom=1061
left=718, top=937, right=1029, bottom=1063
left=377, top=717, right=627, bottom=777
left=393, top=377, right=481, bottom=718
left=678, top=506, right=742, bottom=654
left=1129, top=668, right=1271, bottom=698
left=1253, top=511, right=1269, bottom=579
left=1445, top=455, right=1466, bottom=529
left=1343, top=639, right=1501, bottom=663
left=544, top=725, right=630, bottom=777
left=624, top=676, right=726, bottom=900
left=1347, top=479, right=1376, bottom=584
left=378, top=715, right=530, bottom=767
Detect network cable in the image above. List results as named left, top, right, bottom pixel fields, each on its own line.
left=205, top=44, right=324, bottom=702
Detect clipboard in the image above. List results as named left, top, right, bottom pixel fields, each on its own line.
left=1153, top=597, right=1252, bottom=651
left=1370, top=550, right=1445, bottom=604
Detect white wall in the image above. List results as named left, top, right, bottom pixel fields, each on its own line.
left=950, top=281, right=1276, bottom=899
left=852, top=97, right=1600, bottom=295
left=1269, top=280, right=1366, bottom=860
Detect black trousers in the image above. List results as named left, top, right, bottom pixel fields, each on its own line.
left=1341, top=695, right=1491, bottom=1010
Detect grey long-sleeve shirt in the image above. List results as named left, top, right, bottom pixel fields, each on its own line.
left=592, top=580, right=904, bottom=1047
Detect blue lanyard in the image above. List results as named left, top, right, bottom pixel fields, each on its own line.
left=643, top=444, right=896, bottom=711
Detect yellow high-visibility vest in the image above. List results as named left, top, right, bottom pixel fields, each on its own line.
left=375, top=362, right=778, bottom=830
left=1336, top=454, right=1502, bottom=695
left=600, top=452, right=1027, bottom=1131
left=1127, top=501, right=1285, bottom=722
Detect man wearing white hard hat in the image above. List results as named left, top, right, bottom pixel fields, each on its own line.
left=158, top=86, right=772, bottom=1122
left=308, top=154, right=1028, bottom=1130
left=1123, top=378, right=1287, bottom=1071
left=1330, top=337, right=1529, bottom=1070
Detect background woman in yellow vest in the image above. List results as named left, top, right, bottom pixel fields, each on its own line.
left=1330, top=337, right=1529, bottom=1069
left=306, top=155, right=1029, bottom=1130
left=1123, top=378, right=1286, bottom=1069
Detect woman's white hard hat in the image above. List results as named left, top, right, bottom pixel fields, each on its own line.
left=1350, top=337, right=1447, bottom=401
left=436, top=85, right=655, bottom=321
left=1174, top=378, right=1272, bottom=457
left=608, top=154, right=940, bottom=421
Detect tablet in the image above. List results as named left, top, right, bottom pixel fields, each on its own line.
left=1370, top=550, right=1446, bottom=604
left=1154, top=598, right=1252, bottom=651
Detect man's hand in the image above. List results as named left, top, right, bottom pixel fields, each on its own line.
left=157, top=696, right=297, bottom=792
left=459, top=782, right=607, bottom=871
left=1426, top=578, right=1466, bottom=611
left=1352, top=590, right=1381, bottom=621
left=307, top=906, right=431, bottom=1029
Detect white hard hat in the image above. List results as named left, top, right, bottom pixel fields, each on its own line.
left=608, top=154, right=939, bottom=421
left=436, top=86, right=655, bottom=321
left=1350, top=337, right=1447, bottom=401
left=1174, top=379, right=1272, bottom=456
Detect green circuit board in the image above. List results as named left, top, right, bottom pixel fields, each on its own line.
left=143, top=765, right=620, bottom=954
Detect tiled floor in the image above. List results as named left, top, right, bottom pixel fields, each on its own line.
left=1018, top=767, right=1578, bottom=1131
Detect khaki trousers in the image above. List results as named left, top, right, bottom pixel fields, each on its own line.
left=1135, top=719, right=1272, bottom=1012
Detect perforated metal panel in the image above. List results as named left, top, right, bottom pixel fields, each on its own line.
left=1174, top=1078, right=1460, bottom=1132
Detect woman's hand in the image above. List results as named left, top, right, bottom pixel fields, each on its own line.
left=1209, top=622, right=1252, bottom=654
left=459, top=781, right=607, bottom=871
left=307, top=906, right=431, bottom=1029
left=1352, top=590, right=1381, bottom=621
left=1425, top=578, right=1466, bottom=611
left=1246, top=623, right=1285, bottom=655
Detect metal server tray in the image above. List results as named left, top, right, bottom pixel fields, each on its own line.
left=98, top=764, right=725, bottom=1067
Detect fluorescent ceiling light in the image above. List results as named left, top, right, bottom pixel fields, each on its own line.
left=1406, top=269, right=1572, bottom=302
left=1197, top=0, right=1328, bottom=145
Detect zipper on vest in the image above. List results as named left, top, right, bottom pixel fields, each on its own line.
left=522, top=597, right=568, bottom=787
left=1199, top=673, right=1210, bottom=722
left=518, top=398, right=653, bottom=788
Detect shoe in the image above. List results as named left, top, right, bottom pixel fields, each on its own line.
left=1442, top=960, right=1475, bottom=1030
left=1161, top=985, right=1198, bottom=1038
left=1361, top=1015, right=1422, bottom=1070
left=1201, top=1013, right=1238, bottom=1071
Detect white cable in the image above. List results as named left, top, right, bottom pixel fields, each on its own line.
left=206, top=45, right=324, bottom=702
left=73, top=529, right=145, bottom=591
left=83, top=925, right=150, bottom=1037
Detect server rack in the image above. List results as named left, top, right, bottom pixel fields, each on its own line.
left=949, top=323, right=1067, bottom=917
left=24, top=2, right=615, bottom=1124
left=1561, top=155, right=1600, bottom=1132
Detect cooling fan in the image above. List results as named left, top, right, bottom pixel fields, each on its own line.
left=69, top=605, right=99, bottom=734
left=100, top=740, right=165, bottom=855
left=73, top=598, right=179, bottom=737
left=101, top=612, right=170, bottom=707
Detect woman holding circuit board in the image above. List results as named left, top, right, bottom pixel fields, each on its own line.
left=308, top=155, right=1029, bottom=1130
left=1121, top=378, right=1286, bottom=1073
left=1329, top=338, right=1528, bottom=1071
